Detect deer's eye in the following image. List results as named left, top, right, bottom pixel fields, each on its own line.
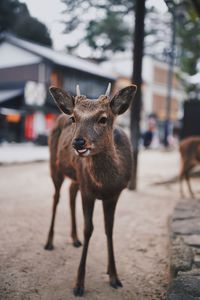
left=98, top=116, right=107, bottom=125
left=70, top=116, right=75, bottom=123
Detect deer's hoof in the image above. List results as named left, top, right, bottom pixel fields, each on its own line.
left=110, top=278, right=123, bottom=289
left=73, top=286, right=84, bottom=297
left=44, top=243, right=54, bottom=251
left=73, top=240, right=82, bottom=248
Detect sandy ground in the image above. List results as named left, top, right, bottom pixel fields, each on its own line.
left=0, top=149, right=199, bottom=300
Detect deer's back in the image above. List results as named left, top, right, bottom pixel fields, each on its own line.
left=180, top=136, right=200, bottom=162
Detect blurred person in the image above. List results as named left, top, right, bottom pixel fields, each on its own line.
left=143, top=115, right=159, bottom=149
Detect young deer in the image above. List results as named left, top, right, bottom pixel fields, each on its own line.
left=44, top=83, right=137, bottom=296
left=179, top=136, right=200, bottom=198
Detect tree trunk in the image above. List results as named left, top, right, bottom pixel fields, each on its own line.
left=163, top=10, right=176, bottom=147
left=128, top=0, right=146, bottom=190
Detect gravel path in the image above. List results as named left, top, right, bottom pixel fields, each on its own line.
left=0, top=150, right=192, bottom=300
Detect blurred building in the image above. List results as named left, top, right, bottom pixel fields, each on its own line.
left=181, top=100, right=200, bottom=139
left=181, top=72, right=200, bottom=138
left=0, top=34, right=115, bottom=143
left=101, top=54, right=185, bottom=144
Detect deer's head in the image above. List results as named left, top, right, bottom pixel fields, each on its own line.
left=49, top=84, right=137, bottom=157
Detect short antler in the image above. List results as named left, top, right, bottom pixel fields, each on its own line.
left=105, top=82, right=111, bottom=97
left=76, top=85, right=81, bottom=96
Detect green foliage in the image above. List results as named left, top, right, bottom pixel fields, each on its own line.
left=62, top=0, right=200, bottom=75
left=14, top=16, right=52, bottom=47
left=85, top=12, right=131, bottom=55
left=62, top=0, right=200, bottom=97
left=62, top=0, right=135, bottom=59
left=167, top=0, right=200, bottom=98
left=0, top=0, right=52, bottom=47
left=0, top=0, right=23, bottom=32
left=175, top=5, right=200, bottom=76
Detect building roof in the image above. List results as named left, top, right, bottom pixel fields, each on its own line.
left=0, top=41, right=41, bottom=69
left=2, top=34, right=115, bottom=80
left=0, top=89, right=23, bottom=103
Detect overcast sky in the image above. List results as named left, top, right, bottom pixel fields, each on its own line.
left=20, top=0, right=168, bottom=52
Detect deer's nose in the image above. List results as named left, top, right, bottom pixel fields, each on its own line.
left=72, top=138, right=86, bottom=150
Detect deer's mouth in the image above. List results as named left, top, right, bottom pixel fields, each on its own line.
left=75, top=148, right=91, bottom=157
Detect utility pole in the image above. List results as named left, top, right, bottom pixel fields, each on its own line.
left=163, top=7, right=176, bottom=147
left=128, top=0, right=146, bottom=190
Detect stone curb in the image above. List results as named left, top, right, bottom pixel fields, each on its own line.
left=167, top=200, right=200, bottom=300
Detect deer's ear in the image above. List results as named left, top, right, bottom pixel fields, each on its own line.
left=110, top=85, right=137, bottom=115
left=49, top=87, right=74, bottom=115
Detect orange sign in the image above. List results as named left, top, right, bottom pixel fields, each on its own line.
left=6, top=114, right=21, bottom=123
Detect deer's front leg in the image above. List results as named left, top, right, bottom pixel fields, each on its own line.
left=44, top=175, right=64, bottom=251
left=73, top=196, right=95, bottom=297
left=103, top=198, right=122, bottom=289
left=69, top=181, right=82, bottom=247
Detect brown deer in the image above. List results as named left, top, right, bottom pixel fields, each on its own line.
left=44, top=83, right=137, bottom=296
left=179, top=136, right=200, bottom=198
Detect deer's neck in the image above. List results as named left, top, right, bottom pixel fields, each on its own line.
left=85, top=146, right=120, bottom=188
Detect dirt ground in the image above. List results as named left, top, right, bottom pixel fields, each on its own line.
left=0, top=149, right=199, bottom=300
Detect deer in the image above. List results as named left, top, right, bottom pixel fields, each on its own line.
left=179, top=136, right=200, bottom=198
left=44, top=83, right=137, bottom=296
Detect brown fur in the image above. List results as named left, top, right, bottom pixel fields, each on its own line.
left=179, top=136, right=200, bottom=198
left=44, top=85, right=137, bottom=296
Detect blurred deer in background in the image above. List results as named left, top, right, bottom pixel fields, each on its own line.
left=44, top=83, right=137, bottom=296
left=179, top=136, right=200, bottom=198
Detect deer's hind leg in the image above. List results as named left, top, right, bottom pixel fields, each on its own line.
left=185, top=172, right=195, bottom=199
left=186, top=159, right=199, bottom=199
left=69, top=181, right=82, bottom=247
left=182, top=160, right=195, bottom=199
left=180, top=160, right=195, bottom=199
left=44, top=172, right=64, bottom=250
left=179, top=166, right=185, bottom=198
